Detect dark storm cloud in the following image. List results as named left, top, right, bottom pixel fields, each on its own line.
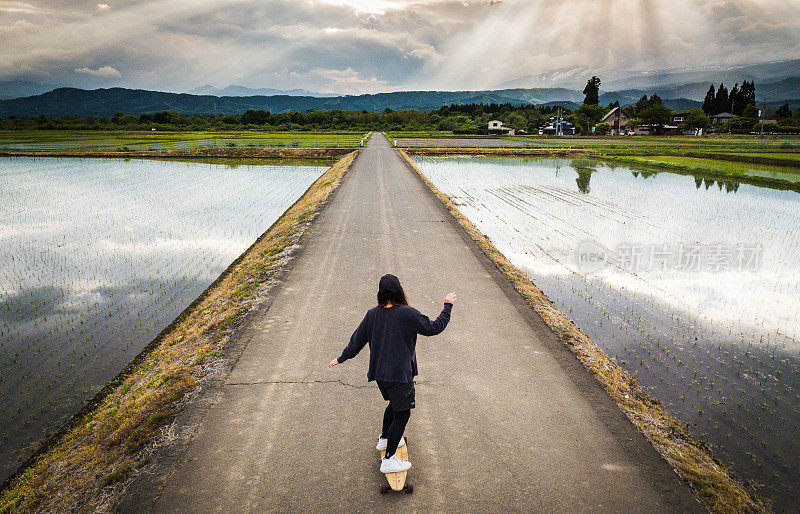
left=1, top=0, right=798, bottom=93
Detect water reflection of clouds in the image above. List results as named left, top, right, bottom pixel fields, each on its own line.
left=0, top=286, right=62, bottom=322
left=0, top=156, right=328, bottom=482
left=417, top=155, right=800, bottom=510
left=431, top=158, right=800, bottom=343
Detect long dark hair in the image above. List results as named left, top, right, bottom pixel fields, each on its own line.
left=377, top=274, right=408, bottom=306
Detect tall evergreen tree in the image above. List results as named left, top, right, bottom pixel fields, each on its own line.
left=715, top=83, right=729, bottom=114
left=775, top=103, right=792, bottom=120
left=741, top=81, right=756, bottom=106
left=635, top=94, right=650, bottom=115
left=647, top=94, right=665, bottom=108
left=583, top=76, right=601, bottom=105
left=702, top=84, right=716, bottom=114
left=729, top=83, right=742, bottom=115
left=728, top=81, right=758, bottom=116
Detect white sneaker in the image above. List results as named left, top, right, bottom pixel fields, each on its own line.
left=376, top=436, right=406, bottom=451
left=380, top=454, right=412, bottom=473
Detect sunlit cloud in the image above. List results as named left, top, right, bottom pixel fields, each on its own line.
left=0, top=1, right=45, bottom=14
left=1, top=0, right=798, bottom=93
left=74, top=65, right=121, bottom=78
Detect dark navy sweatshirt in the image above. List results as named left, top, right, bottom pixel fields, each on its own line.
left=337, top=303, right=453, bottom=383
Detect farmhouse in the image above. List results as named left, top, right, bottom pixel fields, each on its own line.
left=711, top=112, right=738, bottom=125
left=600, top=106, right=629, bottom=135
left=542, top=116, right=576, bottom=135
left=488, top=120, right=516, bottom=135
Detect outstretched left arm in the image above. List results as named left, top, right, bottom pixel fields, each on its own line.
left=328, top=313, right=369, bottom=367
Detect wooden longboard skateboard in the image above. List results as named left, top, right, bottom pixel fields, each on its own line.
left=379, top=437, right=413, bottom=494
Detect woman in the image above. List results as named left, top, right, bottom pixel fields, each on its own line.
left=328, top=274, right=455, bottom=473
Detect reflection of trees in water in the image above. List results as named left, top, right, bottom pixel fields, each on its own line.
left=570, top=159, right=599, bottom=195
left=574, top=166, right=595, bottom=194
left=694, top=176, right=740, bottom=193
left=721, top=180, right=740, bottom=193
left=630, top=170, right=657, bottom=179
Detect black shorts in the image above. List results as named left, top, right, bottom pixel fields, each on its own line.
left=377, top=380, right=415, bottom=411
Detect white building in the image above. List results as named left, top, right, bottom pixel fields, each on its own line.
left=488, top=120, right=515, bottom=135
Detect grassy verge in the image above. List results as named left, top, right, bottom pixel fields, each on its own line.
left=591, top=149, right=800, bottom=168
left=389, top=131, right=800, bottom=145
left=0, top=130, right=366, bottom=142
left=398, top=149, right=769, bottom=513
left=0, top=151, right=358, bottom=513
left=405, top=147, right=588, bottom=156
left=0, top=147, right=352, bottom=159
left=715, top=151, right=800, bottom=162
left=597, top=154, right=800, bottom=191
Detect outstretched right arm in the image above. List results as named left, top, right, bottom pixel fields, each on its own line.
left=328, top=312, right=369, bottom=367
left=411, top=292, right=456, bottom=336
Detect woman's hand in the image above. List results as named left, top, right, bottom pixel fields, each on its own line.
left=328, top=358, right=339, bottom=368
left=444, top=291, right=457, bottom=304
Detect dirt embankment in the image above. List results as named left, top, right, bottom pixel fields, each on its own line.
left=631, top=151, right=800, bottom=169
left=0, top=152, right=358, bottom=513
left=398, top=149, right=769, bottom=514
left=404, top=147, right=589, bottom=156
left=0, top=147, right=354, bottom=159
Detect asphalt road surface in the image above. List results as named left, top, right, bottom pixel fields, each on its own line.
left=144, top=134, right=702, bottom=512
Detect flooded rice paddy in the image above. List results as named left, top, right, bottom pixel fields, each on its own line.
left=415, top=156, right=800, bottom=509
left=0, top=157, right=327, bottom=480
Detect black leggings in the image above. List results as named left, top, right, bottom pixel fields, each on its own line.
left=381, top=404, right=410, bottom=458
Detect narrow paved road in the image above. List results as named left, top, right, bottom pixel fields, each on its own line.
left=148, top=135, right=701, bottom=512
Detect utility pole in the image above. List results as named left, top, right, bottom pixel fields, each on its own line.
left=760, top=97, right=766, bottom=136
left=556, top=106, right=562, bottom=136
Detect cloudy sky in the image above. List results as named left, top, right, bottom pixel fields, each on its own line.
left=2, top=0, right=799, bottom=94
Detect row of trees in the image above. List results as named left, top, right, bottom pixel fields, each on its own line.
left=0, top=104, right=561, bottom=133
left=701, top=81, right=756, bottom=116
left=579, top=75, right=800, bottom=133
left=3, top=98, right=799, bottom=135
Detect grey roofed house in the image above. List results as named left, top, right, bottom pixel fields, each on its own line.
left=542, top=116, right=576, bottom=135
left=710, top=112, right=738, bottom=124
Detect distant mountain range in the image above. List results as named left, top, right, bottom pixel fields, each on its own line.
left=0, top=87, right=676, bottom=118
left=2, top=58, right=799, bottom=118
left=498, top=59, right=800, bottom=91
left=2, top=83, right=798, bottom=119
left=186, top=84, right=337, bottom=97
left=0, top=80, right=66, bottom=100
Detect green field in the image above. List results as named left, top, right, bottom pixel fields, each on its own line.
left=389, top=132, right=800, bottom=150
left=601, top=154, right=800, bottom=188
left=714, top=151, right=800, bottom=161
left=0, top=130, right=370, bottom=152
left=0, top=130, right=365, bottom=141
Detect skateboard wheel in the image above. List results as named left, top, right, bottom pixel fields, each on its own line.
left=380, top=484, right=388, bottom=494
left=405, top=483, right=414, bottom=494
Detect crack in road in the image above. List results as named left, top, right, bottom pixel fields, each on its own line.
left=225, top=378, right=373, bottom=389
